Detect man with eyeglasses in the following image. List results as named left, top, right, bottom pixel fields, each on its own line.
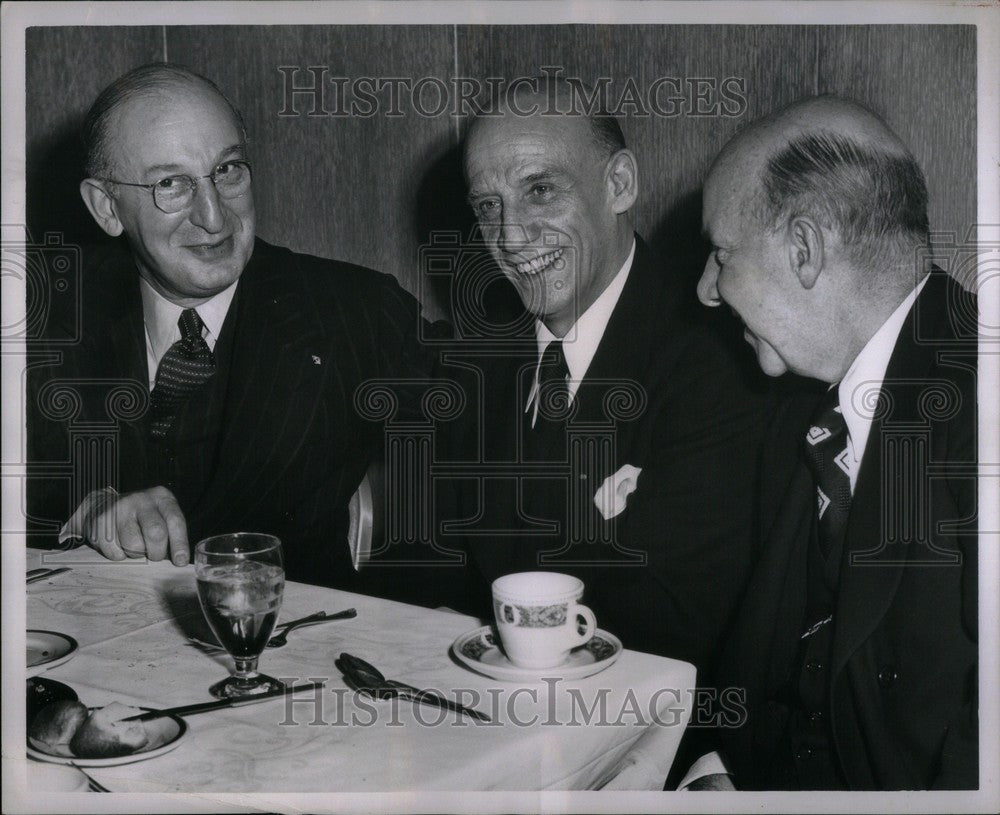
left=27, top=62, right=432, bottom=588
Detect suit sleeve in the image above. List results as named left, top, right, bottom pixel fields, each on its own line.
left=618, top=326, right=772, bottom=678
left=931, top=367, right=978, bottom=790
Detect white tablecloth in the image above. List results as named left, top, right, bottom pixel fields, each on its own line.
left=25, top=550, right=695, bottom=792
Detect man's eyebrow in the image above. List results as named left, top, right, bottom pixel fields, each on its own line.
left=140, top=145, right=246, bottom=178
left=466, top=188, right=488, bottom=204
left=218, top=144, right=247, bottom=160
left=141, top=162, right=185, bottom=177
left=522, top=170, right=557, bottom=184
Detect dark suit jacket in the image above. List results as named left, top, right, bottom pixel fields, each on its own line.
left=27, top=238, right=433, bottom=590
left=714, top=270, right=978, bottom=789
left=434, top=237, right=771, bottom=674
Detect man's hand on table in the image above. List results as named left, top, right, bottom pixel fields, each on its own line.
left=84, top=486, right=190, bottom=565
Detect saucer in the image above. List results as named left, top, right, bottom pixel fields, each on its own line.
left=452, top=626, right=622, bottom=682
left=27, top=630, right=78, bottom=676
left=25, top=761, right=90, bottom=791
left=27, top=712, right=187, bottom=767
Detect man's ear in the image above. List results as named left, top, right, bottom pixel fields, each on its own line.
left=786, top=215, right=824, bottom=289
left=606, top=149, right=639, bottom=215
left=79, top=179, right=124, bottom=237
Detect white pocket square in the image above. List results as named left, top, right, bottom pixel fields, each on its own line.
left=593, top=464, right=642, bottom=520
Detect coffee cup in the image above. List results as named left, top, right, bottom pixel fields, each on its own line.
left=491, top=572, right=596, bottom=669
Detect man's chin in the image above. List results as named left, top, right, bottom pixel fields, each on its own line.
left=751, top=339, right=789, bottom=377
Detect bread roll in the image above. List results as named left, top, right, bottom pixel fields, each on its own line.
left=28, top=700, right=88, bottom=753
left=70, top=702, right=149, bottom=758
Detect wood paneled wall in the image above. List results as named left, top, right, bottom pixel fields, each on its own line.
left=26, top=25, right=976, bottom=316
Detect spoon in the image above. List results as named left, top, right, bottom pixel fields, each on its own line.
left=335, top=652, right=490, bottom=722
left=265, top=608, right=357, bottom=648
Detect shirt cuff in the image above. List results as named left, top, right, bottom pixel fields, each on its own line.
left=677, top=751, right=732, bottom=790
left=58, top=487, right=119, bottom=544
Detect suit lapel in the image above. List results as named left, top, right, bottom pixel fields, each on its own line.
left=831, top=272, right=946, bottom=677
left=573, top=237, right=663, bottom=426
left=87, top=257, right=151, bottom=490
left=190, top=242, right=328, bottom=522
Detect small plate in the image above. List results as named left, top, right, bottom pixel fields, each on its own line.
left=27, top=630, right=78, bottom=676
left=27, top=712, right=187, bottom=767
left=27, top=677, right=78, bottom=722
left=452, top=626, right=623, bottom=682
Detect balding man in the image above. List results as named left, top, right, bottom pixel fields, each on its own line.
left=439, top=80, right=770, bottom=675
left=683, top=96, right=978, bottom=789
left=28, top=63, right=432, bottom=589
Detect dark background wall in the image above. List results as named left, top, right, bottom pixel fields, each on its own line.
left=26, top=25, right=977, bottom=318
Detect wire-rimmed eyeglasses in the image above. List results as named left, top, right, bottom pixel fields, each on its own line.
left=100, top=160, right=253, bottom=214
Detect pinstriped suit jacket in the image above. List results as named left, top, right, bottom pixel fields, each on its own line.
left=27, top=238, right=433, bottom=589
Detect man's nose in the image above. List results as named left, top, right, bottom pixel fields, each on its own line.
left=496, top=209, right=532, bottom=255
left=187, top=177, right=226, bottom=233
left=697, top=256, right=721, bottom=307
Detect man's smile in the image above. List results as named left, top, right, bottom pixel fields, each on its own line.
left=511, top=248, right=564, bottom=276
left=185, top=235, right=234, bottom=258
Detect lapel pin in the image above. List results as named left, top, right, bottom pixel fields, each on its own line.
left=311, top=355, right=322, bottom=365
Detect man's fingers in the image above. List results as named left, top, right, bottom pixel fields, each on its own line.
left=89, top=507, right=127, bottom=561
left=83, top=487, right=189, bottom=566
left=135, top=501, right=170, bottom=561
left=153, top=491, right=189, bottom=566
left=117, top=513, right=146, bottom=559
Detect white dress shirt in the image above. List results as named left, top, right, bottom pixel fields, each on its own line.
left=140, top=277, right=239, bottom=390
left=525, top=239, right=636, bottom=427
left=837, top=274, right=928, bottom=492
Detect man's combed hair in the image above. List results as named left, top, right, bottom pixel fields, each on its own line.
left=588, top=114, right=627, bottom=158
left=82, top=62, right=247, bottom=179
left=761, top=131, right=929, bottom=269
left=486, top=76, right=627, bottom=159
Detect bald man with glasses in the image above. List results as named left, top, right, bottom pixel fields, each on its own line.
left=27, top=62, right=432, bottom=590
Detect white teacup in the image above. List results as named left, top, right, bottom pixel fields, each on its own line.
left=492, top=572, right=596, bottom=669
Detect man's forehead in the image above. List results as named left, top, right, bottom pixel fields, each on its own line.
left=109, top=84, right=242, bottom=169
left=466, top=114, right=596, bottom=176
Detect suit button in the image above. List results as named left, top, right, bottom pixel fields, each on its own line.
left=806, top=660, right=823, bottom=673
left=808, top=710, right=824, bottom=725
left=877, top=665, right=897, bottom=688
left=796, top=746, right=813, bottom=761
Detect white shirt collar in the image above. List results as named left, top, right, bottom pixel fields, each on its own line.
left=139, top=277, right=239, bottom=390
left=527, top=239, right=636, bottom=418
left=838, top=274, right=929, bottom=487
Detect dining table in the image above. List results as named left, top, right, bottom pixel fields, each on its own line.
left=22, top=546, right=697, bottom=795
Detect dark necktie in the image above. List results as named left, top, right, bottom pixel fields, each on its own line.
left=532, top=339, right=571, bottom=428
left=802, top=386, right=852, bottom=559
left=149, top=308, right=216, bottom=440
left=523, top=339, right=570, bottom=464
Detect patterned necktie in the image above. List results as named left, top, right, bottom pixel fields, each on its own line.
left=149, top=308, right=216, bottom=440
left=532, top=339, right=571, bottom=428
left=802, top=386, right=852, bottom=559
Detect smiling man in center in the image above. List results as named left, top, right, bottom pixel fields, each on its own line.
left=440, top=80, right=771, bottom=681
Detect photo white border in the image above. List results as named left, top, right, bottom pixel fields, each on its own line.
left=2, top=2, right=998, bottom=813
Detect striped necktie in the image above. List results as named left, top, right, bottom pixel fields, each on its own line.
left=149, top=308, right=216, bottom=440
left=802, top=386, right=852, bottom=559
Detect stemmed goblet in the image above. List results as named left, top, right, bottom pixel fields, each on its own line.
left=194, top=533, right=285, bottom=698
